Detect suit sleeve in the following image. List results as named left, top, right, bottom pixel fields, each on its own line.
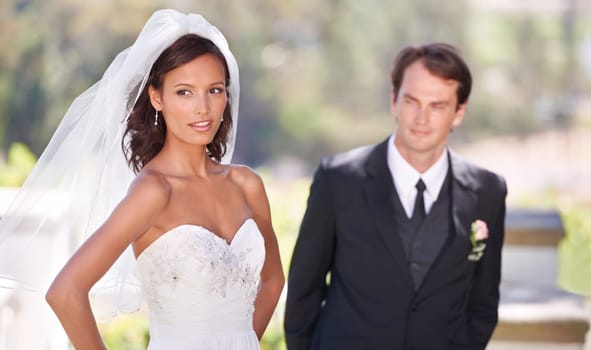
left=284, top=163, right=336, bottom=350
left=466, top=176, right=507, bottom=349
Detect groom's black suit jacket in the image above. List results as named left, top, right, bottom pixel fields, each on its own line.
left=285, top=139, right=507, bottom=350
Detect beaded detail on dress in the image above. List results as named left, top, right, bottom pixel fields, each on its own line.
left=136, top=219, right=265, bottom=349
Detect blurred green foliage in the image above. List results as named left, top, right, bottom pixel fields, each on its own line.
left=515, top=190, right=591, bottom=296
left=1, top=0, right=590, bottom=171
left=557, top=204, right=591, bottom=296
left=0, top=142, right=37, bottom=186
left=99, top=314, right=149, bottom=350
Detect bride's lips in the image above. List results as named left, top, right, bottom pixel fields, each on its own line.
left=188, top=120, right=213, bottom=132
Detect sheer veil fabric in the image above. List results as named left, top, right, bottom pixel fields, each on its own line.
left=0, top=9, right=240, bottom=322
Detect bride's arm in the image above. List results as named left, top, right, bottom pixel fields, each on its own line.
left=238, top=166, right=285, bottom=339
left=46, top=174, right=169, bottom=349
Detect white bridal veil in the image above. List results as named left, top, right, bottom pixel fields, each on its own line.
left=0, top=9, right=240, bottom=323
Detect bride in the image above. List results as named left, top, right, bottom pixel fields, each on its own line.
left=6, top=9, right=284, bottom=350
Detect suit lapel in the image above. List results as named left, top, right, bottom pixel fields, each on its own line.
left=450, top=150, right=478, bottom=240
left=416, top=150, right=479, bottom=299
left=362, top=139, right=414, bottom=287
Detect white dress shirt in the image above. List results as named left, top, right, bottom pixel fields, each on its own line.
left=386, top=135, right=449, bottom=219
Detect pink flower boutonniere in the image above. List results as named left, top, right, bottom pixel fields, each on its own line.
left=468, top=219, right=488, bottom=261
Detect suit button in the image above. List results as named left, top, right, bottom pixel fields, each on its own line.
left=411, top=303, right=418, bottom=311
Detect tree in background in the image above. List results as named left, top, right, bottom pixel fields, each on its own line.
left=0, top=0, right=589, bottom=172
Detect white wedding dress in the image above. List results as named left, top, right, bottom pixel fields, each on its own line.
left=136, top=218, right=265, bottom=349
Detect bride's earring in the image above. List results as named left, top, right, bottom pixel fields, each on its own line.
left=154, top=110, right=159, bottom=126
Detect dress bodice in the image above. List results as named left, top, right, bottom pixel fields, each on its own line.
left=136, top=218, right=265, bottom=349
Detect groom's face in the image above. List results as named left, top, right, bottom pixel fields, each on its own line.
left=391, top=61, right=466, bottom=162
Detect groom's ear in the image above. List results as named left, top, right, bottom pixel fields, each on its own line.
left=148, top=85, right=163, bottom=110
left=390, top=91, right=398, bottom=115
left=452, top=102, right=467, bottom=128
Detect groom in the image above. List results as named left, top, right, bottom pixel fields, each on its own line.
left=284, top=43, right=507, bottom=350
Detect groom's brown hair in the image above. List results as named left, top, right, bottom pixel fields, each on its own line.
left=390, top=43, right=472, bottom=108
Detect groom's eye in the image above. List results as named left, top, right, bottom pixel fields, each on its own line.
left=403, top=98, right=419, bottom=108
left=432, top=103, right=448, bottom=111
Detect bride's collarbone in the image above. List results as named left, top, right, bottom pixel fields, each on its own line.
left=161, top=198, right=252, bottom=239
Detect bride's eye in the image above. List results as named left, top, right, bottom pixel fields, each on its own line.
left=177, top=89, right=193, bottom=96
left=209, top=87, right=225, bottom=94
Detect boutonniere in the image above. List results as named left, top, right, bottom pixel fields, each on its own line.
left=468, top=219, right=488, bottom=261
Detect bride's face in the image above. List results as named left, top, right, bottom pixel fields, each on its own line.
left=149, top=53, right=228, bottom=147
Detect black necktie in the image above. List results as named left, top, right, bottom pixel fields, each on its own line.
left=411, top=179, right=426, bottom=224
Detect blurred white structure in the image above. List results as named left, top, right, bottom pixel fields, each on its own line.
left=0, top=189, right=69, bottom=350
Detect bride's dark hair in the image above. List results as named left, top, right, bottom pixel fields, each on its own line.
left=123, top=34, right=233, bottom=173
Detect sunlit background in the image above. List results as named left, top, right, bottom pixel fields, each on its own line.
left=0, top=0, right=590, bottom=349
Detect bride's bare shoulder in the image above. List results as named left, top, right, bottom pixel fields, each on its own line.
left=227, top=164, right=267, bottom=198
left=126, top=168, right=172, bottom=205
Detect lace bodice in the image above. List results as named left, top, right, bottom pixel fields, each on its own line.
left=136, top=219, right=265, bottom=349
